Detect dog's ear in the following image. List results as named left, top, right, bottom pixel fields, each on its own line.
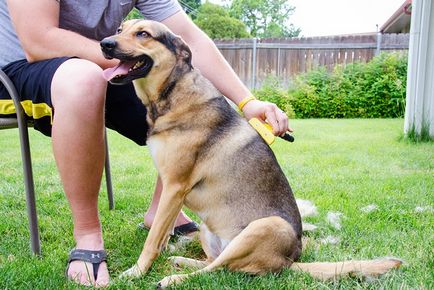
left=173, top=36, right=192, bottom=66
left=155, top=33, right=192, bottom=68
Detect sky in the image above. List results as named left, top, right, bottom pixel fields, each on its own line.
left=208, top=0, right=406, bottom=37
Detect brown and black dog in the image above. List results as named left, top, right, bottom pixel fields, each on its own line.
left=100, top=20, right=401, bottom=288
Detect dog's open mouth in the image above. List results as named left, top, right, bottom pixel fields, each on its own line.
left=102, top=55, right=153, bottom=85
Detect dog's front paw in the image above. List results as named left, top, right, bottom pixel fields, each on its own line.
left=119, top=265, right=143, bottom=279
left=157, top=274, right=188, bottom=289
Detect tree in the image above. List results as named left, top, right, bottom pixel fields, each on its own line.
left=230, top=0, right=301, bottom=38
left=125, top=8, right=143, bottom=20
left=179, top=0, right=202, bottom=19
left=194, top=2, right=250, bottom=39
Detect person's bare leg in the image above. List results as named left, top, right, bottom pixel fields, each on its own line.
left=143, top=176, right=193, bottom=229
left=51, top=59, right=109, bottom=287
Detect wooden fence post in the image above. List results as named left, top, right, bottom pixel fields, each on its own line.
left=376, top=32, right=382, bottom=55
left=252, top=38, right=257, bottom=89
left=277, top=47, right=281, bottom=79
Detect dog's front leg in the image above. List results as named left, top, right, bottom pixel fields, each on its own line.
left=121, top=183, right=186, bottom=279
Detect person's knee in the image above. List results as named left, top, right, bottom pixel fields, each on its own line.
left=52, top=59, right=107, bottom=116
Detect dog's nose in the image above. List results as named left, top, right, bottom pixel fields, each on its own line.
left=100, top=38, right=117, bottom=51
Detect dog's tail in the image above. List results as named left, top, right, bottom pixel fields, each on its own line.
left=289, top=257, right=402, bottom=281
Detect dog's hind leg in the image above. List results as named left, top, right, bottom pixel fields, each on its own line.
left=168, top=256, right=209, bottom=269
left=157, top=216, right=301, bottom=289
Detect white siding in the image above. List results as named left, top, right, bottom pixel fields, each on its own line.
left=404, top=0, right=434, bottom=138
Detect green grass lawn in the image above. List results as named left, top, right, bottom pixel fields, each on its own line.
left=0, top=119, right=432, bottom=289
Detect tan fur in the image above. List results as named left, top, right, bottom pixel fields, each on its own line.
left=291, top=258, right=403, bottom=281
left=101, top=20, right=402, bottom=288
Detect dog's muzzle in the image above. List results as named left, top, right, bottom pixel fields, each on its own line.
left=100, top=37, right=154, bottom=85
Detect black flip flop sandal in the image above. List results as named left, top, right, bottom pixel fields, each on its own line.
left=66, top=249, right=107, bottom=281
left=138, top=221, right=199, bottom=237
left=172, top=222, right=199, bottom=236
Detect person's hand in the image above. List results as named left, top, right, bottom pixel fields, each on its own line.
left=241, top=99, right=293, bottom=136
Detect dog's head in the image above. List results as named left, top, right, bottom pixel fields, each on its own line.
left=101, top=19, right=192, bottom=85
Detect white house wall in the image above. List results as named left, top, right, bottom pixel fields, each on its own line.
left=404, top=0, right=434, bottom=138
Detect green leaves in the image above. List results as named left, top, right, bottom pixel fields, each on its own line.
left=287, top=53, right=408, bottom=118
left=254, top=76, right=295, bottom=118
left=254, top=53, right=408, bottom=119
left=193, top=2, right=250, bottom=39
left=229, top=0, right=301, bottom=38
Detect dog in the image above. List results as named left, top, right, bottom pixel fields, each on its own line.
left=100, top=19, right=402, bottom=288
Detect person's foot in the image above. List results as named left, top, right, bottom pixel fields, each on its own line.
left=66, top=233, right=110, bottom=287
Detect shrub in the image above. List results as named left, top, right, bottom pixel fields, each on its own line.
left=253, top=76, right=295, bottom=118
left=287, top=52, right=408, bottom=118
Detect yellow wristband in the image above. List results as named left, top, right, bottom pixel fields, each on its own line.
left=238, top=96, right=256, bottom=111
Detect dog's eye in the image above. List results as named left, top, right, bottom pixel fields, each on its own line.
left=116, top=28, right=122, bottom=34
left=136, top=31, right=150, bottom=38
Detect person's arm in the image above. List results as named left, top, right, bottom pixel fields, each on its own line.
left=6, top=0, right=117, bottom=69
left=162, top=11, right=291, bottom=135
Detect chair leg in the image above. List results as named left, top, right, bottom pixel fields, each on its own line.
left=18, top=122, right=41, bottom=255
left=104, top=129, right=114, bottom=210
left=1, top=69, right=40, bottom=255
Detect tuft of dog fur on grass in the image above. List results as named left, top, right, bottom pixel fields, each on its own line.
left=320, top=235, right=340, bottom=245
left=296, top=199, right=318, bottom=218
left=414, top=206, right=433, bottom=213
left=326, top=212, right=344, bottom=230
left=360, top=204, right=378, bottom=213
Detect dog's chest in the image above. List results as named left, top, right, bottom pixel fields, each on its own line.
left=146, top=133, right=201, bottom=178
left=146, top=137, right=161, bottom=169
left=147, top=136, right=176, bottom=170
left=147, top=137, right=160, bottom=161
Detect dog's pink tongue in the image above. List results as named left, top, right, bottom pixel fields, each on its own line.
left=102, top=62, right=134, bottom=81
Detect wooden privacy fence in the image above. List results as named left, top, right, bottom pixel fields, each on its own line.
left=214, top=33, right=409, bottom=89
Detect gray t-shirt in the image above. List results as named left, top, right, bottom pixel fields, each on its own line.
left=0, top=0, right=181, bottom=67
